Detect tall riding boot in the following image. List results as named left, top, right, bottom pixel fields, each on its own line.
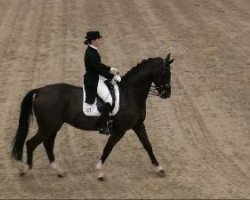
left=99, top=103, right=112, bottom=135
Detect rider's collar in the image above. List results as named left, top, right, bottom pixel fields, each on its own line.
left=89, top=44, right=98, bottom=50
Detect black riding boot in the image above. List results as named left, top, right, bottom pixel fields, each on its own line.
left=99, top=103, right=112, bottom=135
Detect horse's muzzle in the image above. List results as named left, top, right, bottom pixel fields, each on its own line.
left=160, top=90, right=171, bottom=99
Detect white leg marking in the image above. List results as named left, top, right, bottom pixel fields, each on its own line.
left=155, top=165, right=164, bottom=172
left=97, top=171, right=105, bottom=179
left=51, top=161, right=64, bottom=175
left=17, top=161, right=29, bottom=175
left=96, top=160, right=103, bottom=170
left=96, top=160, right=105, bottom=180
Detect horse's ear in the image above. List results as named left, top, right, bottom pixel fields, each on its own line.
left=168, top=58, right=174, bottom=65
left=165, top=53, right=171, bottom=62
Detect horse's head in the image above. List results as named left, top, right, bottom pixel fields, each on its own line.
left=152, top=54, right=174, bottom=99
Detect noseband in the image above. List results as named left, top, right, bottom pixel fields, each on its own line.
left=149, top=59, right=171, bottom=96
left=149, top=83, right=171, bottom=96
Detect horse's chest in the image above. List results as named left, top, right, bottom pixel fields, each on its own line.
left=117, top=108, right=144, bottom=129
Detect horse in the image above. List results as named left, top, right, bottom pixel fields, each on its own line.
left=11, top=54, right=174, bottom=180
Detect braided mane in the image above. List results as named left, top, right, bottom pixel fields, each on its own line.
left=122, top=57, right=163, bottom=82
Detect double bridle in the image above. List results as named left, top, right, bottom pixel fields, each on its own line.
left=121, top=62, right=171, bottom=97
left=149, top=83, right=171, bottom=96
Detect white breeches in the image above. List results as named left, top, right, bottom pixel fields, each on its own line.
left=97, top=76, right=112, bottom=105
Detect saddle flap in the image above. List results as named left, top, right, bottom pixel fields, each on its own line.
left=82, top=82, right=120, bottom=117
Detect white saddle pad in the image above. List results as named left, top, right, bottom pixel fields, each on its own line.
left=82, top=83, right=120, bottom=116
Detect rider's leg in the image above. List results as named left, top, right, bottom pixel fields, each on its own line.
left=97, top=78, right=113, bottom=134
left=97, top=78, right=112, bottom=105
left=99, top=103, right=112, bottom=132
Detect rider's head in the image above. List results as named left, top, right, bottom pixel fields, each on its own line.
left=90, top=38, right=102, bottom=47
left=84, top=31, right=102, bottom=47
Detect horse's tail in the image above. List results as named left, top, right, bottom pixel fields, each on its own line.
left=11, top=88, right=40, bottom=161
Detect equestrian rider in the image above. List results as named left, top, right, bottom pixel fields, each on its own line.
left=83, top=31, right=121, bottom=135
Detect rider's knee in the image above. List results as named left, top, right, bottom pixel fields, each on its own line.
left=105, top=95, right=112, bottom=105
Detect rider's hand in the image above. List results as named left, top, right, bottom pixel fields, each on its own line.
left=110, top=67, right=119, bottom=75
left=112, top=75, right=121, bottom=84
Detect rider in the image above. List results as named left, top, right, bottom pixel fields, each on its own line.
left=83, top=31, right=121, bottom=135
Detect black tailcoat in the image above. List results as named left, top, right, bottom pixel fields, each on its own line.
left=84, top=46, right=114, bottom=104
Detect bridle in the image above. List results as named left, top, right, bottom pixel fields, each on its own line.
left=149, top=83, right=171, bottom=96
left=149, top=64, right=171, bottom=97
left=121, top=60, right=172, bottom=97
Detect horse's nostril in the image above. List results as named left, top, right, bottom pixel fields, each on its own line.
left=160, top=92, right=167, bottom=99
left=160, top=91, right=171, bottom=99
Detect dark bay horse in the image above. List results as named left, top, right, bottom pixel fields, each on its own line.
left=12, top=54, right=174, bottom=180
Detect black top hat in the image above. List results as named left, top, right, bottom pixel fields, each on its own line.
left=84, top=31, right=102, bottom=44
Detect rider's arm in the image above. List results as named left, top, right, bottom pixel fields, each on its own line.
left=88, top=52, right=114, bottom=80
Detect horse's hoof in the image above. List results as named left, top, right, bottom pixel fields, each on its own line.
left=17, top=162, right=29, bottom=177
left=57, top=173, right=66, bottom=178
left=97, top=172, right=106, bottom=181
left=157, top=169, right=166, bottom=177
left=19, top=172, right=26, bottom=177
left=97, top=176, right=105, bottom=181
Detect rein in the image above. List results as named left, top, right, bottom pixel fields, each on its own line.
left=120, top=62, right=171, bottom=97
left=122, top=82, right=171, bottom=97
left=149, top=83, right=171, bottom=96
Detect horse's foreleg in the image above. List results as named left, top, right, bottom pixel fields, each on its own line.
left=133, top=123, right=165, bottom=177
left=43, top=133, right=65, bottom=178
left=96, top=132, right=125, bottom=180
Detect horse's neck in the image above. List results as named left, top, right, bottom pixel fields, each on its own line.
left=127, top=76, right=152, bottom=96
left=121, top=67, right=153, bottom=103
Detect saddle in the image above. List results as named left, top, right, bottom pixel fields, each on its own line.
left=82, top=80, right=120, bottom=116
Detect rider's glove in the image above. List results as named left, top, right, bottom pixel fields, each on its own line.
left=110, top=67, right=119, bottom=75
left=112, top=75, right=121, bottom=84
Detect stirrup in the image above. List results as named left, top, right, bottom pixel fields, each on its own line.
left=99, top=126, right=111, bottom=135
left=99, top=120, right=113, bottom=135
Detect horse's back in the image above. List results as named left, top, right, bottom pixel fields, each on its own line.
left=34, top=83, right=80, bottom=102
left=33, top=83, right=82, bottom=122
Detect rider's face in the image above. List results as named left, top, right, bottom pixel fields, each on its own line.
left=92, top=38, right=102, bottom=47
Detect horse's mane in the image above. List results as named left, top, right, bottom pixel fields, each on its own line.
left=122, top=57, right=162, bottom=82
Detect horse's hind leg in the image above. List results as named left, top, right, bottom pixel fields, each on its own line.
left=43, top=133, right=65, bottom=178
left=43, top=133, right=56, bottom=163
left=18, top=129, right=48, bottom=176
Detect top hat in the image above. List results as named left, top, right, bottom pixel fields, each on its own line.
left=84, top=31, right=102, bottom=41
